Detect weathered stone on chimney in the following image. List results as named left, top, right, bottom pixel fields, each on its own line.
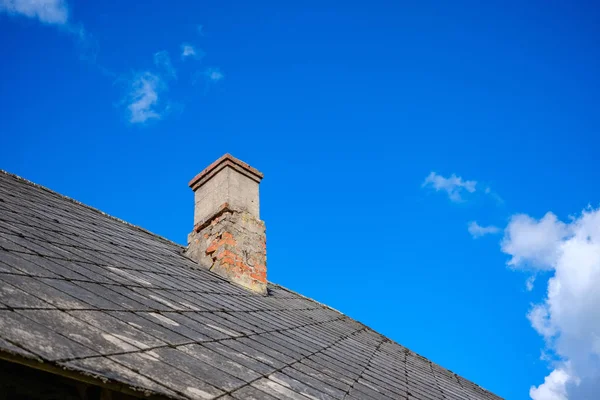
left=185, top=154, right=267, bottom=295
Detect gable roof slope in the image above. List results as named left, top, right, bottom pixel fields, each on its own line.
left=0, top=170, right=502, bottom=400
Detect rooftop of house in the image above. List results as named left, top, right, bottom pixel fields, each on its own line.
left=0, top=157, right=502, bottom=400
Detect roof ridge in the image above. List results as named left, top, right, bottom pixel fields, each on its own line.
left=0, top=169, right=183, bottom=250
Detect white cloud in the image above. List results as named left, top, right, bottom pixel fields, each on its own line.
left=530, top=368, right=570, bottom=400
left=153, top=51, right=176, bottom=80
left=527, top=303, right=557, bottom=338
left=422, top=172, right=477, bottom=202
left=502, top=213, right=568, bottom=270
left=126, top=72, right=165, bottom=124
left=468, top=221, right=500, bottom=238
left=1, top=0, right=99, bottom=65
left=181, top=43, right=201, bottom=59
left=501, top=207, right=600, bottom=399
left=526, top=275, right=536, bottom=291
left=0, top=0, right=68, bottom=25
left=205, top=67, right=224, bottom=82
left=181, top=44, right=195, bottom=57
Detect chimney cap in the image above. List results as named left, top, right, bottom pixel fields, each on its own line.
left=188, top=153, right=264, bottom=191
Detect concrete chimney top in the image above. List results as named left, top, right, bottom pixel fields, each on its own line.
left=188, top=153, right=264, bottom=228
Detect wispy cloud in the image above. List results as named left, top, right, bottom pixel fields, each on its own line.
left=1, top=0, right=100, bottom=65
left=181, top=43, right=203, bottom=60
left=153, top=51, right=176, bottom=80
left=71, top=23, right=100, bottom=63
left=467, top=221, right=499, bottom=239
left=0, top=0, right=69, bottom=25
left=125, top=72, right=166, bottom=124
left=525, top=275, right=535, bottom=291
left=501, top=207, right=600, bottom=399
left=485, top=186, right=504, bottom=205
left=205, top=67, right=224, bottom=82
left=422, top=172, right=477, bottom=202
left=3, top=5, right=221, bottom=126
left=181, top=44, right=195, bottom=58
left=126, top=43, right=222, bottom=124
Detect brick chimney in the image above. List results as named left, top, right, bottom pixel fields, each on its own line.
left=185, top=154, right=267, bottom=295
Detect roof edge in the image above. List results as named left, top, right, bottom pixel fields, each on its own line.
left=0, top=349, right=173, bottom=399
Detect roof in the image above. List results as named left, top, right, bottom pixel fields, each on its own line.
left=0, top=170, right=502, bottom=400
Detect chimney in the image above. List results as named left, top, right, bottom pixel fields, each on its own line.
left=185, top=154, right=267, bottom=295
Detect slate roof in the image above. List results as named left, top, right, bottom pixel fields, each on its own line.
left=0, top=170, right=502, bottom=400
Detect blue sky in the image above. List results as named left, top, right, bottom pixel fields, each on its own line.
left=1, top=1, right=600, bottom=399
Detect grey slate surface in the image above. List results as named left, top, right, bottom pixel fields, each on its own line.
left=0, top=170, right=502, bottom=400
